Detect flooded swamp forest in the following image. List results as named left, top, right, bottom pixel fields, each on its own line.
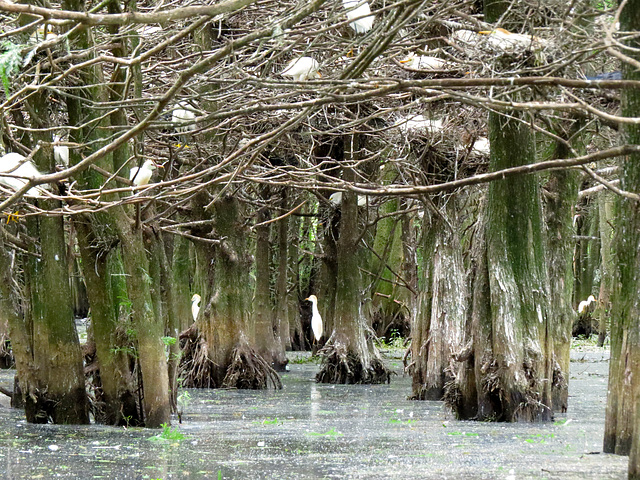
left=0, top=0, right=639, bottom=478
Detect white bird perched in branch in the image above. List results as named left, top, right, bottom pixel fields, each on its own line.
left=400, top=54, right=449, bottom=70
left=329, top=191, right=367, bottom=207
left=342, top=0, right=374, bottom=34
left=397, top=115, right=443, bottom=135
left=578, top=295, right=597, bottom=315
left=172, top=101, right=197, bottom=134
left=191, top=293, right=201, bottom=321
left=281, top=57, right=321, bottom=81
left=53, top=133, right=69, bottom=166
left=305, top=295, right=323, bottom=343
left=29, top=25, right=58, bottom=44
left=129, top=159, right=162, bottom=187
left=477, top=28, right=546, bottom=54
left=0, top=152, right=47, bottom=197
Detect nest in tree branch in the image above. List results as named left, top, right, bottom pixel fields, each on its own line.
left=222, top=337, right=282, bottom=390
left=316, top=337, right=391, bottom=385
left=178, top=323, right=217, bottom=388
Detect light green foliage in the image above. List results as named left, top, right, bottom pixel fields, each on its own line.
left=161, top=336, right=176, bottom=346
left=177, top=390, right=191, bottom=410
left=375, top=330, right=407, bottom=349
left=0, top=42, right=21, bottom=98
left=306, top=428, right=342, bottom=437
left=148, top=423, right=185, bottom=442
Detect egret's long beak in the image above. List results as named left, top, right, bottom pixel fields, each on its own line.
left=477, top=30, right=492, bottom=35
left=156, top=164, right=165, bottom=169
left=317, top=72, right=322, bottom=78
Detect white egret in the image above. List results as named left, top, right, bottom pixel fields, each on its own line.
left=342, top=0, right=374, bottom=34
left=477, top=28, right=545, bottom=54
left=129, top=159, right=161, bottom=187
left=53, top=134, right=69, bottom=166
left=471, top=137, right=490, bottom=155
left=29, top=25, right=58, bottom=44
left=281, top=57, right=321, bottom=81
left=0, top=152, right=47, bottom=197
left=400, top=54, right=449, bottom=70
left=191, top=293, right=201, bottom=321
left=329, top=191, right=367, bottom=207
left=305, top=295, right=323, bottom=343
left=172, top=101, right=197, bottom=134
left=450, top=29, right=480, bottom=47
left=578, top=295, right=597, bottom=315
left=397, top=115, right=443, bottom=135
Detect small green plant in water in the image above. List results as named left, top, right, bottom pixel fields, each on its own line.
left=376, top=330, right=407, bottom=350
left=177, top=391, right=191, bottom=424
left=148, top=423, right=185, bottom=443
left=306, top=428, right=342, bottom=437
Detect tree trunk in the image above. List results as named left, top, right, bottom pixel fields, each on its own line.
left=604, top=3, right=640, bottom=471
left=173, top=235, right=194, bottom=332
left=544, top=161, right=579, bottom=413
left=183, top=193, right=281, bottom=389
left=411, top=198, right=465, bottom=400
left=369, top=194, right=406, bottom=339
left=448, top=111, right=552, bottom=421
left=316, top=138, right=389, bottom=384
left=75, top=218, right=140, bottom=425
left=113, top=211, right=171, bottom=427
left=253, top=206, right=287, bottom=370
left=275, top=200, right=291, bottom=351
left=596, top=191, right=614, bottom=347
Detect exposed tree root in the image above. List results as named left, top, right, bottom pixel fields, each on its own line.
left=179, top=323, right=216, bottom=388
left=572, top=313, right=597, bottom=338
left=0, top=334, right=14, bottom=369
left=316, top=337, right=391, bottom=384
left=180, top=326, right=282, bottom=390
left=223, top=337, right=282, bottom=390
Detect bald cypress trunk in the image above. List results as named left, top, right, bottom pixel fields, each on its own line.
left=596, top=192, right=614, bottom=347
left=411, top=198, right=465, bottom=400
left=185, top=193, right=281, bottom=389
left=15, top=89, right=89, bottom=424
left=545, top=153, right=579, bottom=413
left=369, top=193, right=406, bottom=338
left=449, top=112, right=552, bottom=421
left=173, top=235, right=194, bottom=332
left=604, top=4, right=640, bottom=473
left=316, top=137, right=389, bottom=384
left=275, top=204, right=291, bottom=351
left=253, top=207, right=287, bottom=370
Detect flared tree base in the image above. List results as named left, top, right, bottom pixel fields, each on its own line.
left=179, top=323, right=216, bottom=388
left=316, top=340, right=391, bottom=384
left=445, top=360, right=553, bottom=422
left=223, top=338, right=282, bottom=390
left=180, top=325, right=282, bottom=390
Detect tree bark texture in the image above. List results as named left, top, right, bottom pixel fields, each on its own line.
left=411, top=198, right=465, bottom=400
left=544, top=166, right=579, bottom=413
left=316, top=143, right=389, bottom=384
left=449, top=112, right=552, bottom=422
left=605, top=4, right=640, bottom=473
left=253, top=206, right=287, bottom=370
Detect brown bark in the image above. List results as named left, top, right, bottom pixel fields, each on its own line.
left=411, top=199, right=465, bottom=400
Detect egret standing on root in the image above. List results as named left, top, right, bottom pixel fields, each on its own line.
left=191, top=293, right=201, bottom=322
left=305, top=295, right=323, bottom=353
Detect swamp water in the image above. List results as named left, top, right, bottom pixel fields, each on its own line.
left=0, top=348, right=627, bottom=479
